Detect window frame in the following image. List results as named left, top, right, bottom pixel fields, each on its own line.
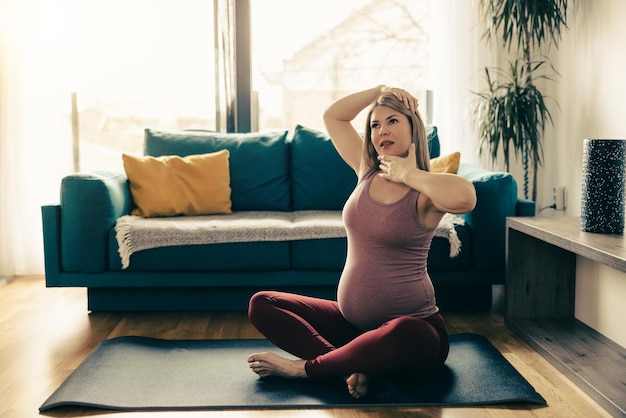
left=222, top=0, right=252, bottom=133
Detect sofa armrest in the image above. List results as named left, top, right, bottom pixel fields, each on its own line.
left=60, top=169, right=132, bottom=272
left=516, top=198, right=536, bottom=216
left=457, top=163, right=524, bottom=273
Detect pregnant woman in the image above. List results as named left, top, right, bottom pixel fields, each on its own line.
left=247, top=85, right=476, bottom=398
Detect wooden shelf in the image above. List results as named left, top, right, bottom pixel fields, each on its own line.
left=507, top=216, right=626, bottom=272
left=506, top=216, right=625, bottom=418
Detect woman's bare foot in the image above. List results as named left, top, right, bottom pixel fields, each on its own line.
left=346, top=372, right=371, bottom=398
left=247, top=352, right=307, bottom=378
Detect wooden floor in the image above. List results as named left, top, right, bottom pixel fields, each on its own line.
left=0, top=276, right=613, bottom=418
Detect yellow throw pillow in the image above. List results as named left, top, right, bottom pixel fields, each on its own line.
left=122, top=150, right=232, bottom=217
left=430, top=151, right=461, bottom=174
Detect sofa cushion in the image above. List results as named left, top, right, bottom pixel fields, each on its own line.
left=290, top=125, right=442, bottom=210
left=426, top=125, right=440, bottom=158
left=291, top=238, right=347, bottom=270
left=427, top=225, right=471, bottom=271
left=122, top=150, right=232, bottom=217
left=108, top=228, right=290, bottom=271
left=290, top=125, right=357, bottom=210
left=144, top=129, right=290, bottom=211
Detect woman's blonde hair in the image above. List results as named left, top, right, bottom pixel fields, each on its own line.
left=361, top=92, right=430, bottom=172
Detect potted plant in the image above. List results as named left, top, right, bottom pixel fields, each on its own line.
left=471, top=0, right=570, bottom=201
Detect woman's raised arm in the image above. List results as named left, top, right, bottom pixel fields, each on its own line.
left=322, top=85, right=384, bottom=173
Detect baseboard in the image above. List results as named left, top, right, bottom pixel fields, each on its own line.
left=0, top=276, right=13, bottom=287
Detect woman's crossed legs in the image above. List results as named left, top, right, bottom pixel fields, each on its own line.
left=247, top=291, right=448, bottom=398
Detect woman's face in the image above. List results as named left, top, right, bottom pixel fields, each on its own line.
left=369, top=105, right=413, bottom=157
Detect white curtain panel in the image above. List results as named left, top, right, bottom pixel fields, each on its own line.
left=0, top=0, right=73, bottom=276
left=0, top=0, right=23, bottom=277
left=429, top=0, right=497, bottom=166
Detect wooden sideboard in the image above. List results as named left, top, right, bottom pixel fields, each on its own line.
left=506, top=216, right=625, bottom=417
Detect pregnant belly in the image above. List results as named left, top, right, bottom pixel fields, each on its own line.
left=337, top=271, right=436, bottom=330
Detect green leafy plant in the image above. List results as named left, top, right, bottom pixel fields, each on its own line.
left=472, top=0, right=570, bottom=201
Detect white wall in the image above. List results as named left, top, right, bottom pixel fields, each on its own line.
left=537, top=1, right=626, bottom=348
left=575, top=258, right=626, bottom=348
left=534, top=0, right=626, bottom=214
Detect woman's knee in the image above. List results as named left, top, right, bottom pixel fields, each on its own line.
left=383, top=317, right=440, bottom=354
left=247, top=291, right=275, bottom=326
left=388, top=316, right=437, bottom=335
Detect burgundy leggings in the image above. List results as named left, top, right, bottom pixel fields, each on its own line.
left=248, top=291, right=449, bottom=379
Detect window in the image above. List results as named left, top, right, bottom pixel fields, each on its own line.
left=60, top=0, right=216, bottom=171
left=37, top=0, right=432, bottom=172
left=251, top=0, right=432, bottom=132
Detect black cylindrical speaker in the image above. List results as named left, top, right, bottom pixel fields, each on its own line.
left=581, top=139, right=626, bottom=234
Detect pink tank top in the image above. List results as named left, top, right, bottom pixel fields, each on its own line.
left=337, top=169, right=439, bottom=330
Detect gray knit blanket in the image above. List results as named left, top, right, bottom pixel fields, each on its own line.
left=115, top=211, right=464, bottom=269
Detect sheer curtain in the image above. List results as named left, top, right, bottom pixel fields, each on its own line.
left=429, top=0, right=497, bottom=166
left=1, top=0, right=73, bottom=277
left=1, top=0, right=217, bottom=277
left=0, top=0, right=19, bottom=278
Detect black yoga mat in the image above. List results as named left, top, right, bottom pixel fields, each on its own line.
left=40, top=333, right=546, bottom=412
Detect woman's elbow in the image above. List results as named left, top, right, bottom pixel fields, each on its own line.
left=462, top=193, right=477, bottom=213
left=462, top=187, right=477, bottom=212
left=450, top=186, right=477, bottom=214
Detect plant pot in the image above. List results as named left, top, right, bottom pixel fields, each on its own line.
left=580, top=139, right=626, bottom=234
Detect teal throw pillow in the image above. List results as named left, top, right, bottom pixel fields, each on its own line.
left=144, top=129, right=290, bottom=211
left=290, top=125, right=357, bottom=210
left=426, top=125, right=440, bottom=158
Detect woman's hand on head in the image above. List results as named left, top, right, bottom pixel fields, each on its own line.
left=378, top=143, right=417, bottom=183
left=380, top=86, right=419, bottom=113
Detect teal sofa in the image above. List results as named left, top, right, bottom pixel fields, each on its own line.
left=41, top=125, right=535, bottom=312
